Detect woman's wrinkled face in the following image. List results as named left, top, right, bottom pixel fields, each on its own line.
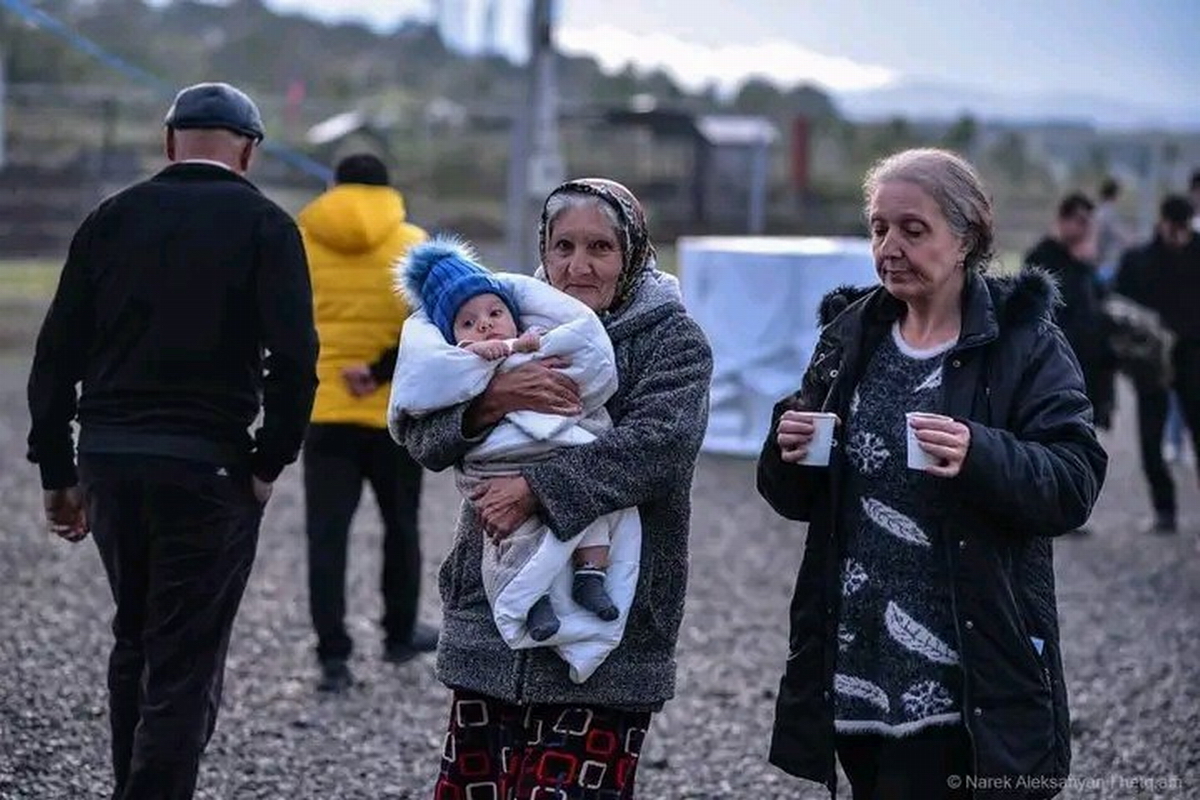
left=868, top=181, right=968, bottom=305
left=544, top=204, right=624, bottom=312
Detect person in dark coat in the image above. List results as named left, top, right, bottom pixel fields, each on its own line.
left=393, top=178, right=712, bottom=799
left=758, top=148, right=1107, bottom=800
left=26, top=82, right=319, bottom=800
left=1025, top=192, right=1115, bottom=429
left=1113, top=195, right=1200, bottom=534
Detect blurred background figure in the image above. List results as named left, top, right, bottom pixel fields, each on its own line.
left=1191, top=170, right=1200, bottom=232
left=1094, top=177, right=1131, bottom=284
left=1025, top=192, right=1115, bottom=433
left=297, top=153, right=435, bottom=693
left=1114, top=195, right=1200, bottom=534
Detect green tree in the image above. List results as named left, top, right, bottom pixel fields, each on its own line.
left=941, top=114, right=978, bottom=154
left=733, top=77, right=784, bottom=115
left=989, top=131, right=1031, bottom=182
left=784, top=83, right=838, bottom=120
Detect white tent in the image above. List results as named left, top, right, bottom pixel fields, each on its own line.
left=679, top=236, right=879, bottom=457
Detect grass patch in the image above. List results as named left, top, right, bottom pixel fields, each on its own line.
left=0, top=260, right=61, bottom=301
left=0, top=261, right=58, bottom=353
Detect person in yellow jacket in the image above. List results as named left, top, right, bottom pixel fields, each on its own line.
left=298, top=153, right=436, bottom=692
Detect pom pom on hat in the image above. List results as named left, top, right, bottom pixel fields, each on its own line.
left=397, top=235, right=519, bottom=342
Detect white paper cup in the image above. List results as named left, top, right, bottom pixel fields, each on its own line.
left=799, top=412, right=838, bottom=467
left=906, top=412, right=948, bottom=470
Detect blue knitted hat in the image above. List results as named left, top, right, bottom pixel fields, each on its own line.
left=399, top=236, right=520, bottom=343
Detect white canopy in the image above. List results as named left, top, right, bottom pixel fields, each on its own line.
left=678, top=236, right=879, bottom=457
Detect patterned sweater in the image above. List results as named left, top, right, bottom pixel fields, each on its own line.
left=834, top=323, right=963, bottom=736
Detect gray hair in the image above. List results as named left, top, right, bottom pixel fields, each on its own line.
left=542, top=191, right=622, bottom=250
left=863, top=148, right=995, bottom=272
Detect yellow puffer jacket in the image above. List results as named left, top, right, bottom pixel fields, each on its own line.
left=299, top=184, right=426, bottom=428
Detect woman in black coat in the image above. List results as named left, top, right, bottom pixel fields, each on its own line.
left=757, top=148, right=1107, bottom=800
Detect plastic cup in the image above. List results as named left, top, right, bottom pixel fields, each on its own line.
left=799, top=412, right=839, bottom=467
left=906, top=412, right=949, bottom=470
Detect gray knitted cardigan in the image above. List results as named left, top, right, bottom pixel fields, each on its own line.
left=396, top=271, right=712, bottom=710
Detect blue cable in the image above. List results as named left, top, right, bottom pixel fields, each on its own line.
left=1, top=0, right=333, bottom=183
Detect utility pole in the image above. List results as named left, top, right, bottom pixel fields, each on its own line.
left=504, top=0, right=563, bottom=272
left=0, top=47, right=7, bottom=171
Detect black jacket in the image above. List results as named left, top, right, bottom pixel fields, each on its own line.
left=27, top=162, right=319, bottom=488
left=1024, top=237, right=1114, bottom=426
left=757, top=269, right=1107, bottom=799
left=1114, top=235, right=1200, bottom=344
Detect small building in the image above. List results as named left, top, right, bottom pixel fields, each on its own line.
left=600, top=107, right=780, bottom=234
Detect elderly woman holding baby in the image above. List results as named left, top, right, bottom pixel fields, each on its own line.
left=395, top=178, right=712, bottom=799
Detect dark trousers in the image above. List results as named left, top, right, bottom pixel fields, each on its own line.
left=1134, top=341, right=1200, bottom=518
left=303, top=423, right=424, bottom=662
left=434, top=690, right=652, bottom=799
left=80, top=454, right=262, bottom=800
left=836, top=726, right=972, bottom=800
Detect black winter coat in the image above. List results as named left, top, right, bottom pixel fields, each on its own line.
left=1114, top=235, right=1200, bottom=344
left=1024, top=237, right=1114, bottom=427
left=757, top=269, right=1107, bottom=799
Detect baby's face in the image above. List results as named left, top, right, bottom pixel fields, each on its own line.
left=454, top=293, right=518, bottom=344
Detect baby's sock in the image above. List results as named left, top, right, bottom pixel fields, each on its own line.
left=526, top=594, right=560, bottom=642
left=573, top=568, right=619, bottom=622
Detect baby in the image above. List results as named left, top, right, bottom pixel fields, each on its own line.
left=411, top=241, right=619, bottom=642
left=453, top=292, right=544, bottom=361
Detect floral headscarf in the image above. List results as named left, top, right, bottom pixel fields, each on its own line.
left=537, top=178, right=657, bottom=313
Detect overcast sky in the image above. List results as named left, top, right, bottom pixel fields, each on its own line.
left=262, top=0, right=1198, bottom=109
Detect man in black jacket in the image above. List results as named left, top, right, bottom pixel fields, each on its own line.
left=26, top=82, right=318, bottom=799
left=1115, top=195, right=1200, bottom=534
left=1025, top=192, right=1115, bottom=430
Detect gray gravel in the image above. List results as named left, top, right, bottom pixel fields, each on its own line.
left=1, top=338, right=1197, bottom=799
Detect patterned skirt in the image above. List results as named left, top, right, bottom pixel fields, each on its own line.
left=434, top=689, right=653, bottom=799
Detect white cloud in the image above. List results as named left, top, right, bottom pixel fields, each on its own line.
left=556, top=24, right=898, bottom=94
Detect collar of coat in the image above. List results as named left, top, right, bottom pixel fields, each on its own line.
left=816, top=267, right=1062, bottom=350
left=155, top=161, right=260, bottom=192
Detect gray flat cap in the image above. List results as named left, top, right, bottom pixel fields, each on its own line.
left=164, top=82, right=265, bottom=142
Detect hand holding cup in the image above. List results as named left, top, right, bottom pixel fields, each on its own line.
left=906, top=412, right=971, bottom=477
left=777, top=410, right=839, bottom=466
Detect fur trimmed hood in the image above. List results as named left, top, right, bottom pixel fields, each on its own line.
left=817, top=267, right=1063, bottom=331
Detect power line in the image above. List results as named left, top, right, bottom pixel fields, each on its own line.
left=0, top=0, right=332, bottom=183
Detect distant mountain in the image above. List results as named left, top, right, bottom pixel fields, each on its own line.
left=834, top=80, right=1200, bottom=132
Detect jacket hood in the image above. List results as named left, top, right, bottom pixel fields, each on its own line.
left=298, top=184, right=407, bottom=255
left=817, top=268, right=1062, bottom=332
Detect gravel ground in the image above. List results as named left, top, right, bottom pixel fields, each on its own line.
left=1, top=337, right=1197, bottom=799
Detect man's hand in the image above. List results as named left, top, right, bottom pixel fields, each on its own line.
left=44, top=486, right=88, bottom=542
left=470, top=475, right=538, bottom=543
left=341, top=364, right=379, bottom=397
left=465, top=357, right=581, bottom=433
left=251, top=476, right=273, bottom=506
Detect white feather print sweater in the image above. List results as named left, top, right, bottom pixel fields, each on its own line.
left=834, top=323, right=963, bottom=736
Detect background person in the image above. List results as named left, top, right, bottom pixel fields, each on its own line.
left=297, top=153, right=435, bottom=693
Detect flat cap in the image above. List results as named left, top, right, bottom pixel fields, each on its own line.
left=164, top=82, right=265, bottom=142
